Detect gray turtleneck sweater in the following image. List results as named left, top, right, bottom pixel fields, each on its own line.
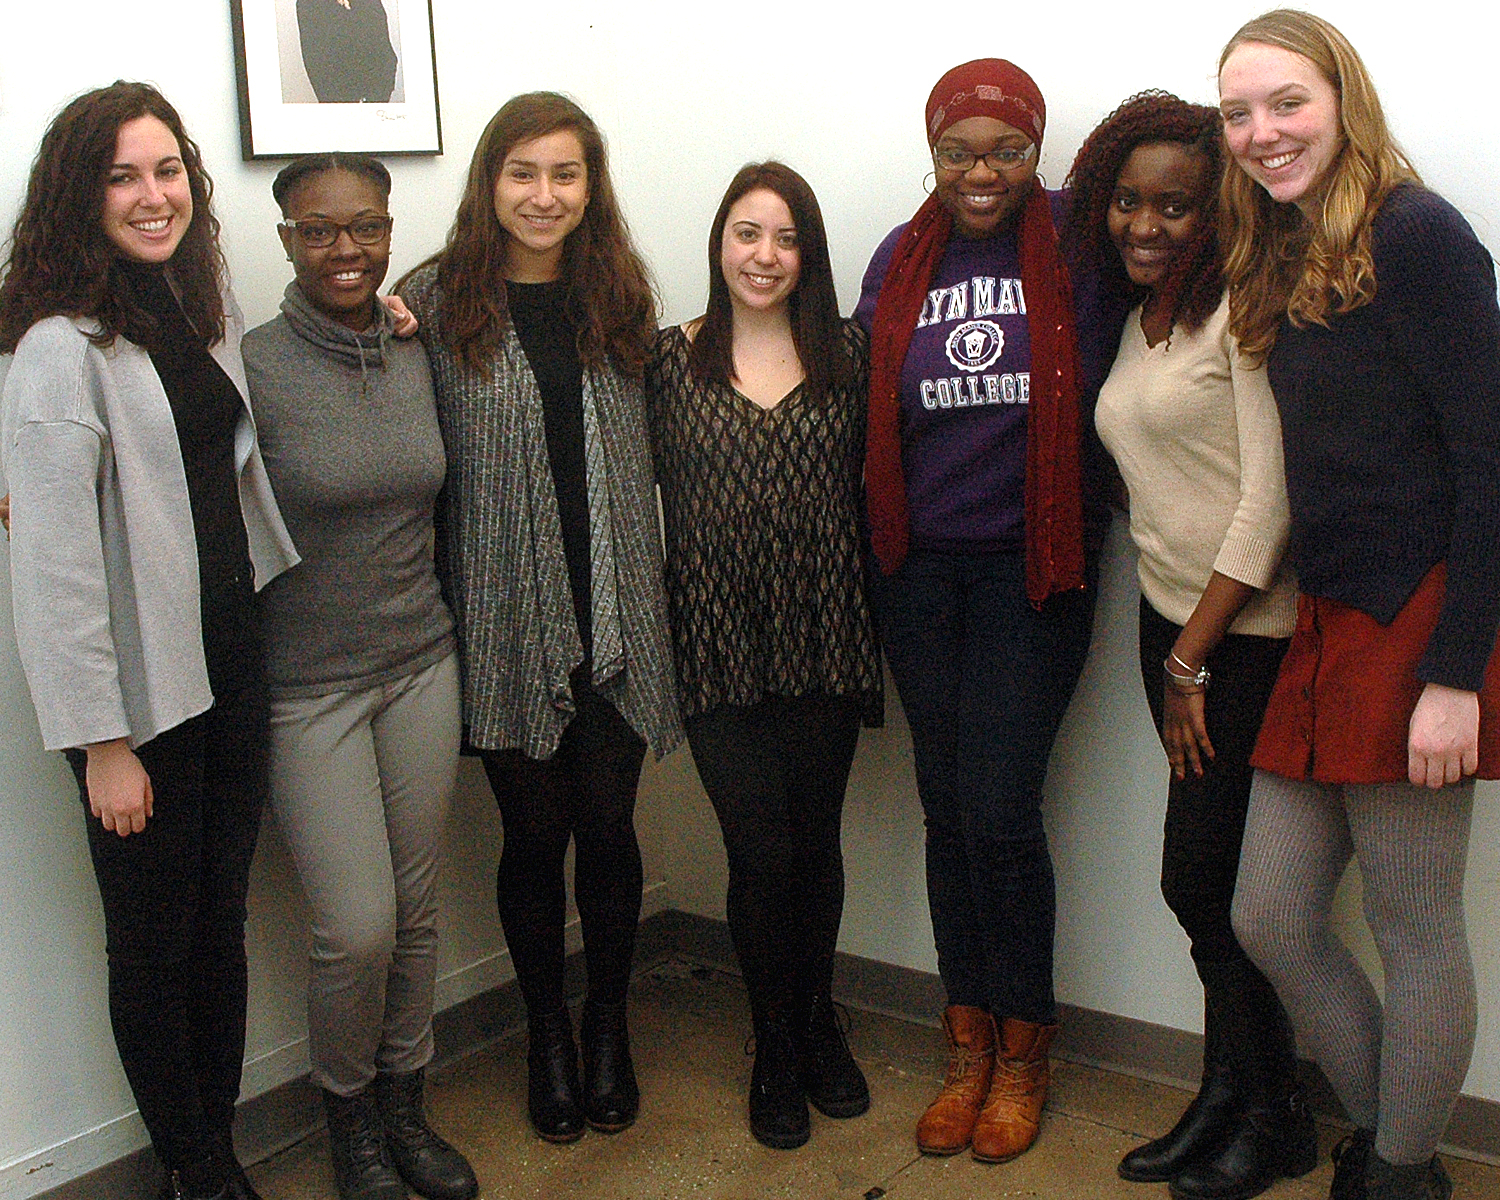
left=243, top=283, right=454, bottom=698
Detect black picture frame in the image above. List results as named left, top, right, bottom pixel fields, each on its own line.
left=230, top=0, right=442, bottom=159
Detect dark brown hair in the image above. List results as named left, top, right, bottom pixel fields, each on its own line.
left=0, top=81, right=225, bottom=354
left=689, top=161, right=853, bottom=402
left=398, top=91, right=657, bottom=376
left=1062, top=91, right=1224, bottom=334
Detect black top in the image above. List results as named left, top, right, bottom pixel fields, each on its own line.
left=646, top=320, right=883, bottom=724
left=508, top=281, right=593, bottom=673
left=1268, top=185, right=1500, bottom=691
left=121, top=261, right=257, bottom=695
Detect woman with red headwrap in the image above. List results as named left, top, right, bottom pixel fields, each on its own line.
left=854, top=58, right=1123, bottom=1163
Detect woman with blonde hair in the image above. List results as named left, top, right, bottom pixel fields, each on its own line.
left=398, top=92, right=680, bottom=1144
left=1218, top=11, right=1500, bottom=1199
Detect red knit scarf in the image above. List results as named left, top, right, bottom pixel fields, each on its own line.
left=866, top=184, right=1085, bottom=606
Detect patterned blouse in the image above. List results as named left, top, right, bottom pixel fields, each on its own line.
left=646, top=319, right=883, bottom=725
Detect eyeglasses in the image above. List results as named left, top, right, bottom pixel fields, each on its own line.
left=933, top=144, right=1037, bottom=174
left=279, top=215, right=393, bottom=249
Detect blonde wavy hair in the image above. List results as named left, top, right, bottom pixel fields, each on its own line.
left=1217, top=8, right=1419, bottom=357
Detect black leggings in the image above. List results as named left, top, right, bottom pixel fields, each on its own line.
left=481, top=690, right=646, bottom=1017
left=685, top=693, right=861, bottom=1023
left=71, top=675, right=267, bottom=1183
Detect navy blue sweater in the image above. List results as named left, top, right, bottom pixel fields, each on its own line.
left=1268, top=185, right=1500, bottom=691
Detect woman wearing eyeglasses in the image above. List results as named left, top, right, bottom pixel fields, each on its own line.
left=855, top=58, right=1120, bottom=1164
left=242, top=154, right=477, bottom=1200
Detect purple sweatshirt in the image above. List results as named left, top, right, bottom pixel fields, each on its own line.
left=856, top=224, right=1030, bottom=551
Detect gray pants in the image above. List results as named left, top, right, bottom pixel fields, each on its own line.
left=1232, top=770, right=1476, bottom=1164
left=269, top=654, right=461, bottom=1096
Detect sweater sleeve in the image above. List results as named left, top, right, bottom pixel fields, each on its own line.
left=1211, top=321, right=1291, bottom=591
left=7, top=416, right=131, bottom=750
left=1377, top=191, right=1500, bottom=690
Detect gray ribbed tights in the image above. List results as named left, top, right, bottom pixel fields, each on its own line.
left=1231, top=771, right=1476, bottom=1165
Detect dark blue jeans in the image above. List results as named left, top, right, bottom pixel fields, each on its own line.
left=873, top=550, right=1095, bottom=1023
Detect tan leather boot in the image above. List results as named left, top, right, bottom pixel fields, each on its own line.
left=970, top=1017, right=1058, bottom=1163
left=915, top=1006, right=995, bottom=1155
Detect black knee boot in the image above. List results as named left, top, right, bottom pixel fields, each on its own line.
left=1119, top=990, right=1239, bottom=1182
left=527, top=1007, right=585, bottom=1142
left=1169, top=962, right=1317, bottom=1200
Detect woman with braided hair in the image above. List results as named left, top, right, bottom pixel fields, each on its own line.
left=1065, top=91, right=1312, bottom=1200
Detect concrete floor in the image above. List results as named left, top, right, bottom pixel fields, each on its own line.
left=248, top=961, right=1498, bottom=1200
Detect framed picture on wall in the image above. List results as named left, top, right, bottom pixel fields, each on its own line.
left=230, top=0, right=442, bottom=159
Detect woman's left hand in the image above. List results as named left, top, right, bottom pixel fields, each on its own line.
left=1162, top=687, right=1214, bottom=780
left=382, top=294, right=418, bottom=338
left=1408, top=682, right=1480, bottom=788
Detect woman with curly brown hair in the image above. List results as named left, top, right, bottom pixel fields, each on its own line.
left=397, top=92, right=681, bottom=1145
left=1065, top=92, right=1311, bottom=1200
left=0, top=82, right=297, bottom=1200
left=1219, top=11, right=1500, bottom=1199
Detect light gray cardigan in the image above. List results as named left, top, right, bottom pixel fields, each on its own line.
left=2, top=301, right=299, bottom=751
left=402, top=265, right=681, bottom=759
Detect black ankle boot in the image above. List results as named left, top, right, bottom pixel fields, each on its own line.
left=321, top=1088, right=406, bottom=1200
left=1366, top=1152, right=1453, bottom=1200
left=527, top=1007, right=585, bottom=1142
left=749, top=1008, right=809, bottom=1149
left=581, top=998, right=639, bottom=1132
left=1330, top=1129, right=1375, bottom=1200
left=1120, top=1064, right=1240, bottom=1182
left=796, top=993, right=869, bottom=1119
left=1120, top=993, right=1238, bottom=1183
left=374, top=1068, right=479, bottom=1200
left=1167, top=1088, right=1318, bottom=1200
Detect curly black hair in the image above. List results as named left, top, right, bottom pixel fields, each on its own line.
left=1062, top=90, right=1223, bottom=333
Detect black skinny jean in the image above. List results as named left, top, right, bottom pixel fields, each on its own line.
left=481, top=688, right=647, bottom=1018
left=70, top=672, right=268, bottom=1181
left=685, top=693, right=862, bottom=1025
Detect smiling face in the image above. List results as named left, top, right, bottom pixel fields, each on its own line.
left=278, top=168, right=391, bottom=333
left=720, top=187, right=800, bottom=315
left=931, top=115, right=1037, bottom=239
left=1107, top=141, right=1211, bottom=291
left=492, top=128, right=589, bottom=281
left=1219, top=41, right=1343, bottom=217
left=101, top=115, right=193, bottom=263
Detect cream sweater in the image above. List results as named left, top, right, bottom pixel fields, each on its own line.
left=1096, top=295, right=1296, bottom=639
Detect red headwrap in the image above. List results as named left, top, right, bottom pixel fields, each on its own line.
left=866, top=59, right=1085, bottom=606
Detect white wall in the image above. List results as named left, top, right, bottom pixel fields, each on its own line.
left=0, top=2, right=1496, bottom=1194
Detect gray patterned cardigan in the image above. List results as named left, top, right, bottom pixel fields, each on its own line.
left=402, top=265, right=681, bottom=760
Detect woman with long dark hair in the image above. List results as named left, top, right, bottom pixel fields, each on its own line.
left=1065, top=93, right=1311, bottom=1200
left=647, top=161, right=882, bottom=1149
left=0, top=81, right=298, bottom=1200
left=398, top=92, right=680, bottom=1144
left=1218, top=11, right=1500, bottom=1199
left=855, top=57, right=1121, bottom=1164
left=243, top=152, right=477, bottom=1200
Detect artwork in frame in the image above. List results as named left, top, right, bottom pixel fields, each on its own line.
left=230, top=0, right=442, bottom=159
